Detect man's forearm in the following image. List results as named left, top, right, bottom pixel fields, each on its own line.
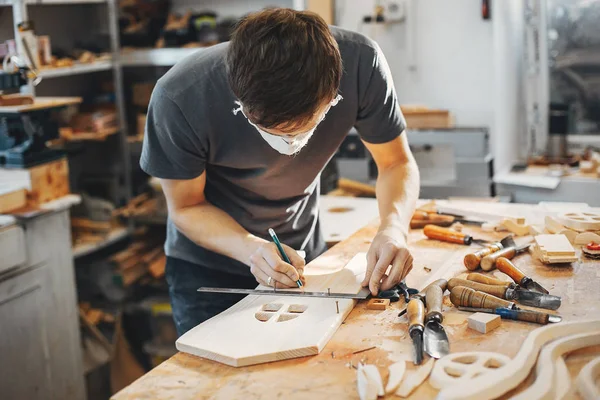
left=375, top=156, right=420, bottom=237
left=170, top=202, right=267, bottom=265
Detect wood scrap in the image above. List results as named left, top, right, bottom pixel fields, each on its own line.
left=367, top=298, right=390, bottom=310
left=337, top=178, right=376, bottom=197
left=362, top=364, right=384, bottom=396
left=558, top=229, right=578, bottom=244
left=576, top=357, right=600, bottom=400
left=436, top=320, right=600, bottom=400
left=149, top=254, right=166, bottom=279
left=357, top=363, right=379, bottom=400
left=500, top=219, right=530, bottom=236
left=467, top=313, right=501, bottom=334
left=385, top=361, right=406, bottom=394
left=544, top=216, right=566, bottom=234
left=396, top=357, right=434, bottom=397
left=575, top=232, right=600, bottom=245
left=436, top=204, right=525, bottom=224
left=529, top=225, right=544, bottom=236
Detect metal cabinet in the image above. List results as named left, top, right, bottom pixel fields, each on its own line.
left=0, top=210, right=85, bottom=400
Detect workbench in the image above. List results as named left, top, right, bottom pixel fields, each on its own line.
left=112, top=202, right=600, bottom=399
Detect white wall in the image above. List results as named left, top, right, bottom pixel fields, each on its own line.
left=336, top=0, right=494, bottom=127
left=492, top=0, right=526, bottom=172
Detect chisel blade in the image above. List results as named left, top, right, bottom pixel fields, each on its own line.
left=411, top=331, right=424, bottom=365
left=424, top=322, right=450, bottom=359
left=514, top=289, right=561, bottom=310
left=522, top=280, right=549, bottom=295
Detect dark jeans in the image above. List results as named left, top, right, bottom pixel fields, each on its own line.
left=165, top=256, right=258, bottom=336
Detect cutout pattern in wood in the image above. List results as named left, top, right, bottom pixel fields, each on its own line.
left=255, top=303, right=307, bottom=322
left=176, top=252, right=367, bottom=367
left=430, top=352, right=511, bottom=389
left=559, top=212, right=600, bottom=231
left=436, top=320, right=600, bottom=400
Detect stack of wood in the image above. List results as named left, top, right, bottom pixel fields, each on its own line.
left=579, top=149, right=600, bottom=177
left=530, top=234, right=578, bottom=264
left=110, top=239, right=166, bottom=286
left=328, top=178, right=376, bottom=198
left=80, top=303, right=116, bottom=325
left=113, top=192, right=166, bottom=220
left=400, top=105, right=453, bottom=129
left=71, top=217, right=124, bottom=247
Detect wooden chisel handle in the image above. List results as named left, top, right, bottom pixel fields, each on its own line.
left=463, top=243, right=503, bottom=271
left=407, top=298, right=425, bottom=331
left=510, top=309, right=550, bottom=325
left=423, top=278, right=448, bottom=293
left=424, top=225, right=472, bottom=245
left=481, top=247, right=517, bottom=271
left=466, top=273, right=513, bottom=288
left=450, top=286, right=515, bottom=309
left=495, top=257, right=526, bottom=285
left=425, top=284, right=444, bottom=322
left=447, top=278, right=508, bottom=298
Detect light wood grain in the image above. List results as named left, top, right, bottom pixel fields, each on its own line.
left=576, top=357, right=600, bottom=400
left=176, top=253, right=367, bottom=367
left=0, top=96, right=81, bottom=113
left=467, top=313, right=501, bottom=334
left=112, top=202, right=600, bottom=400
left=0, top=186, right=27, bottom=213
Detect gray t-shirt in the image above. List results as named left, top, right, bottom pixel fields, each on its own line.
left=140, top=27, right=406, bottom=276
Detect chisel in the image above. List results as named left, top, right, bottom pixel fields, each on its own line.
left=463, top=236, right=514, bottom=271
left=423, top=284, right=450, bottom=359
left=466, top=273, right=518, bottom=289
left=423, top=225, right=489, bottom=246
left=480, top=243, right=531, bottom=271
left=407, top=296, right=425, bottom=365
left=447, top=278, right=561, bottom=310
left=457, top=307, right=562, bottom=324
left=449, top=286, right=517, bottom=310
left=495, top=257, right=550, bottom=294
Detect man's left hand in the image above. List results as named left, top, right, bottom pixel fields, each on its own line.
left=361, top=228, right=413, bottom=296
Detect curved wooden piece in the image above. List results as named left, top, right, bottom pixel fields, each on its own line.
left=511, top=331, right=600, bottom=400
left=559, top=212, right=600, bottom=231
left=576, top=357, right=600, bottom=400
left=396, top=357, right=434, bottom=398
left=385, top=361, right=407, bottom=394
left=545, top=216, right=566, bottom=234
left=436, top=320, right=600, bottom=400
left=430, top=352, right=511, bottom=389
left=575, top=232, right=600, bottom=246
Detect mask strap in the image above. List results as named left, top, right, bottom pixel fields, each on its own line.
left=232, top=100, right=243, bottom=116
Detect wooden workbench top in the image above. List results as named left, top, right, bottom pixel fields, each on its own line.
left=112, top=202, right=600, bottom=399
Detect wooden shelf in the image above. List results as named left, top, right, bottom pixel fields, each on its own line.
left=38, top=61, right=113, bottom=79
left=60, top=127, right=119, bottom=142
left=72, top=227, right=129, bottom=259
left=120, top=48, right=203, bottom=67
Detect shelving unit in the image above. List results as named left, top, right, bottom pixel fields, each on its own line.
left=38, top=60, right=113, bottom=78
left=120, top=48, right=202, bottom=67
left=72, top=226, right=128, bottom=258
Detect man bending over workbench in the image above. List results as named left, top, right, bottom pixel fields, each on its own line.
left=140, top=8, right=420, bottom=336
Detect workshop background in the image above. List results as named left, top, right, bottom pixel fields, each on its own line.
left=1, top=0, right=599, bottom=399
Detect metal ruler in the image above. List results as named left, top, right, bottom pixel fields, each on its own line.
left=197, top=286, right=371, bottom=300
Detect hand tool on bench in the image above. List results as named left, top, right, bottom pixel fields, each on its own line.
left=466, top=272, right=518, bottom=289
left=423, top=225, right=492, bottom=246
left=449, top=286, right=518, bottom=310
left=379, top=280, right=419, bottom=303
left=463, top=236, right=515, bottom=270
left=423, top=283, right=450, bottom=358
left=407, top=295, right=425, bottom=365
left=410, top=211, right=484, bottom=229
left=496, top=257, right=550, bottom=294
left=447, top=278, right=561, bottom=310
left=197, top=287, right=372, bottom=299
left=457, top=307, right=562, bottom=324
left=480, top=242, right=531, bottom=271
left=397, top=279, right=448, bottom=317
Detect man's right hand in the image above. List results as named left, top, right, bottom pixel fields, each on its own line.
left=249, top=242, right=305, bottom=288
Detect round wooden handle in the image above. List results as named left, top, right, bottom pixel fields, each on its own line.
left=515, top=310, right=550, bottom=325
left=407, top=298, right=425, bottom=329
left=424, top=225, right=470, bottom=245
left=425, top=285, right=444, bottom=322
left=447, top=278, right=507, bottom=298
left=466, top=273, right=512, bottom=288
left=463, top=244, right=503, bottom=271
left=425, top=278, right=448, bottom=293
left=480, top=247, right=517, bottom=271
left=450, top=286, right=514, bottom=309
left=495, top=257, right=526, bottom=284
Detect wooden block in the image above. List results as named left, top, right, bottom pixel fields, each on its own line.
left=535, top=234, right=576, bottom=256
left=367, top=298, right=390, bottom=310
left=501, top=219, right=530, bottom=236
left=0, top=158, right=70, bottom=207
left=468, top=313, right=501, bottom=334
left=0, top=186, right=27, bottom=213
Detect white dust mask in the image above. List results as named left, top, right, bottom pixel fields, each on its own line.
left=233, top=94, right=342, bottom=156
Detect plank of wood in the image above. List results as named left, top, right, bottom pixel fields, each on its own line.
left=467, top=313, right=501, bottom=334
left=534, top=234, right=577, bottom=256
left=436, top=202, right=525, bottom=224
left=0, top=96, right=81, bottom=113
left=175, top=253, right=367, bottom=367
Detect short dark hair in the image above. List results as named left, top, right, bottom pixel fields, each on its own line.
left=227, top=8, right=342, bottom=132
